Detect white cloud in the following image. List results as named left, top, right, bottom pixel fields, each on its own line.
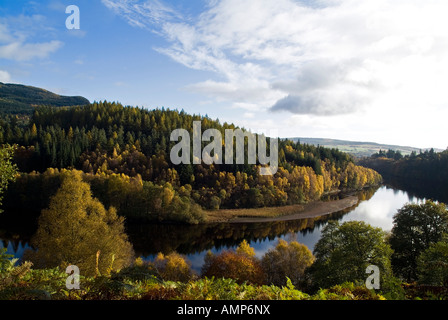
left=0, top=16, right=63, bottom=61
left=0, top=70, right=11, bottom=83
left=101, top=0, right=182, bottom=29
left=0, top=40, right=62, bottom=61
left=0, top=24, right=13, bottom=43
left=104, top=0, right=448, bottom=148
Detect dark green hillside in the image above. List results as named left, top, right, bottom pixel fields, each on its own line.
left=359, top=148, right=448, bottom=185
left=0, top=82, right=89, bottom=114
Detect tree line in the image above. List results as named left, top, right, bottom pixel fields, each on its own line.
left=3, top=172, right=448, bottom=299
left=1, top=101, right=381, bottom=222
left=360, top=148, right=448, bottom=185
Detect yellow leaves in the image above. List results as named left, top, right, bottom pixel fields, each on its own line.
left=154, top=252, right=193, bottom=282
left=29, top=170, right=134, bottom=277
left=236, top=240, right=256, bottom=258
left=162, top=186, right=175, bottom=207
left=202, top=248, right=265, bottom=285
left=30, top=123, right=37, bottom=138
left=340, top=162, right=381, bottom=189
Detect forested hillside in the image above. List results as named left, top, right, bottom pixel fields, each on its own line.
left=0, top=82, right=89, bottom=115
left=359, top=148, right=448, bottom=185
left=1, top=101, right=381, bottom=223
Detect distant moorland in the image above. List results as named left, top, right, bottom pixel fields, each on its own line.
left=290, top=137, right=443, bottom=158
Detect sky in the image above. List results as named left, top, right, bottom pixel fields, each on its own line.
left=1, top=0, right=447, bottom=150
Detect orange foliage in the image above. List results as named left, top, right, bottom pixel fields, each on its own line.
left=201, top=250, right=265, bottom=285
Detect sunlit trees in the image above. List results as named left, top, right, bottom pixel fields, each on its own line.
left=2, top=101, right=382, bottom=221
left=0, top=144, right=17, bottom=213
left=154, top=252, right=194, bottom=282
left=261, top=239, right=315, bottom=288
left=25, top=170, right=134, bottom=276
left=201, top=240, right=265, bottom=285
left=310, top=220, right=393, bottom=290
left=389, top=200, right=448, bottom=281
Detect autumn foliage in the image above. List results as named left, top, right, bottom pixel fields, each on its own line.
left=201, top=241, right=265, bottom=285
left=1, top=102, right=382, bottom=224
left=154, top=252, right=194, bottom=282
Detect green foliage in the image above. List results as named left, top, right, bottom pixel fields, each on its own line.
left=0, top=247, right=16, bottom=273
left=310, top=220, right=393, bottom=290
left=0, top=262, right=391, bottom=300
left=0, top=144, right=17, bottom=212
left=417, top=237, right=448, bottom=286
left=361, top=148, right=448, bottom=185
left=389, top=200, right=448, bottom=281
left=1, top=101, right=381, bottom=221
left=176, top=277, right=309, bottom=300
left=2, top=221, right=448, bottom=301
left=2, top=168, right=206, bottom=224
left=311, top=282, right=385, bottom=300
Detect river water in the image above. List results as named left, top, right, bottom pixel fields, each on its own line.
left=1, top=181, right=445, bottom=273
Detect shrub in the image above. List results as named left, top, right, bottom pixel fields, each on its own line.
left=153, top=252, right=194, bottom=282
left=201, top=241, right=265, bottom=285
left=261, top=239, right=314, bottom=289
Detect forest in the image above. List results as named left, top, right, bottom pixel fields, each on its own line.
left=359, top=148, right=448, bottom=185
left=1, top=102, right=448, bottom=301
left=2, top=192, right=448, bottom=300
left=0, top=101, right=382, bottom=223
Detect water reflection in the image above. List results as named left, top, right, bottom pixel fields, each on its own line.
left=126, top=193, right=366, bottom=272
left=339, top=186, right=426, bottom=231
left=0, top=239, right=31, bottom=259
left=126, top=208, right=350, bottom=257
left=0, top=184, right=432, bottom=272
left=385, top=176, right=448, bottom=204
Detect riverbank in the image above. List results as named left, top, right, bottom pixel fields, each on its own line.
left=205, top=195, right=359, bottom=223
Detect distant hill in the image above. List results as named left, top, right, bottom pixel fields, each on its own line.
left=290, top=137, right=442, bottom=158
left=0, top=82, right=89, bottom=114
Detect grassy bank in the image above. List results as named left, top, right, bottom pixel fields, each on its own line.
left=205, top=195, right=359, bottom=223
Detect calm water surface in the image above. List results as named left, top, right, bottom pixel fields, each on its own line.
left=0, top=182, right=441, bottom=272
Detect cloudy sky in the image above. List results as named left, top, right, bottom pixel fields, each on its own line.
left=1, top=0, right=447, bottom=149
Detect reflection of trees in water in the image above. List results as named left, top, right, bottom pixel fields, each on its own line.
left=383, top=176, right=448, bottom=204
left=126, top=204, right=362, bottom=257
left=356, top=186, right=380, bottom=202
left=0, top=222, right=34, bottom=261
left=2, top=186, right=379, bottom=261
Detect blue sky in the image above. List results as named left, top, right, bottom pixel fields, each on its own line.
left=1, top=0, right=448, bottom=149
